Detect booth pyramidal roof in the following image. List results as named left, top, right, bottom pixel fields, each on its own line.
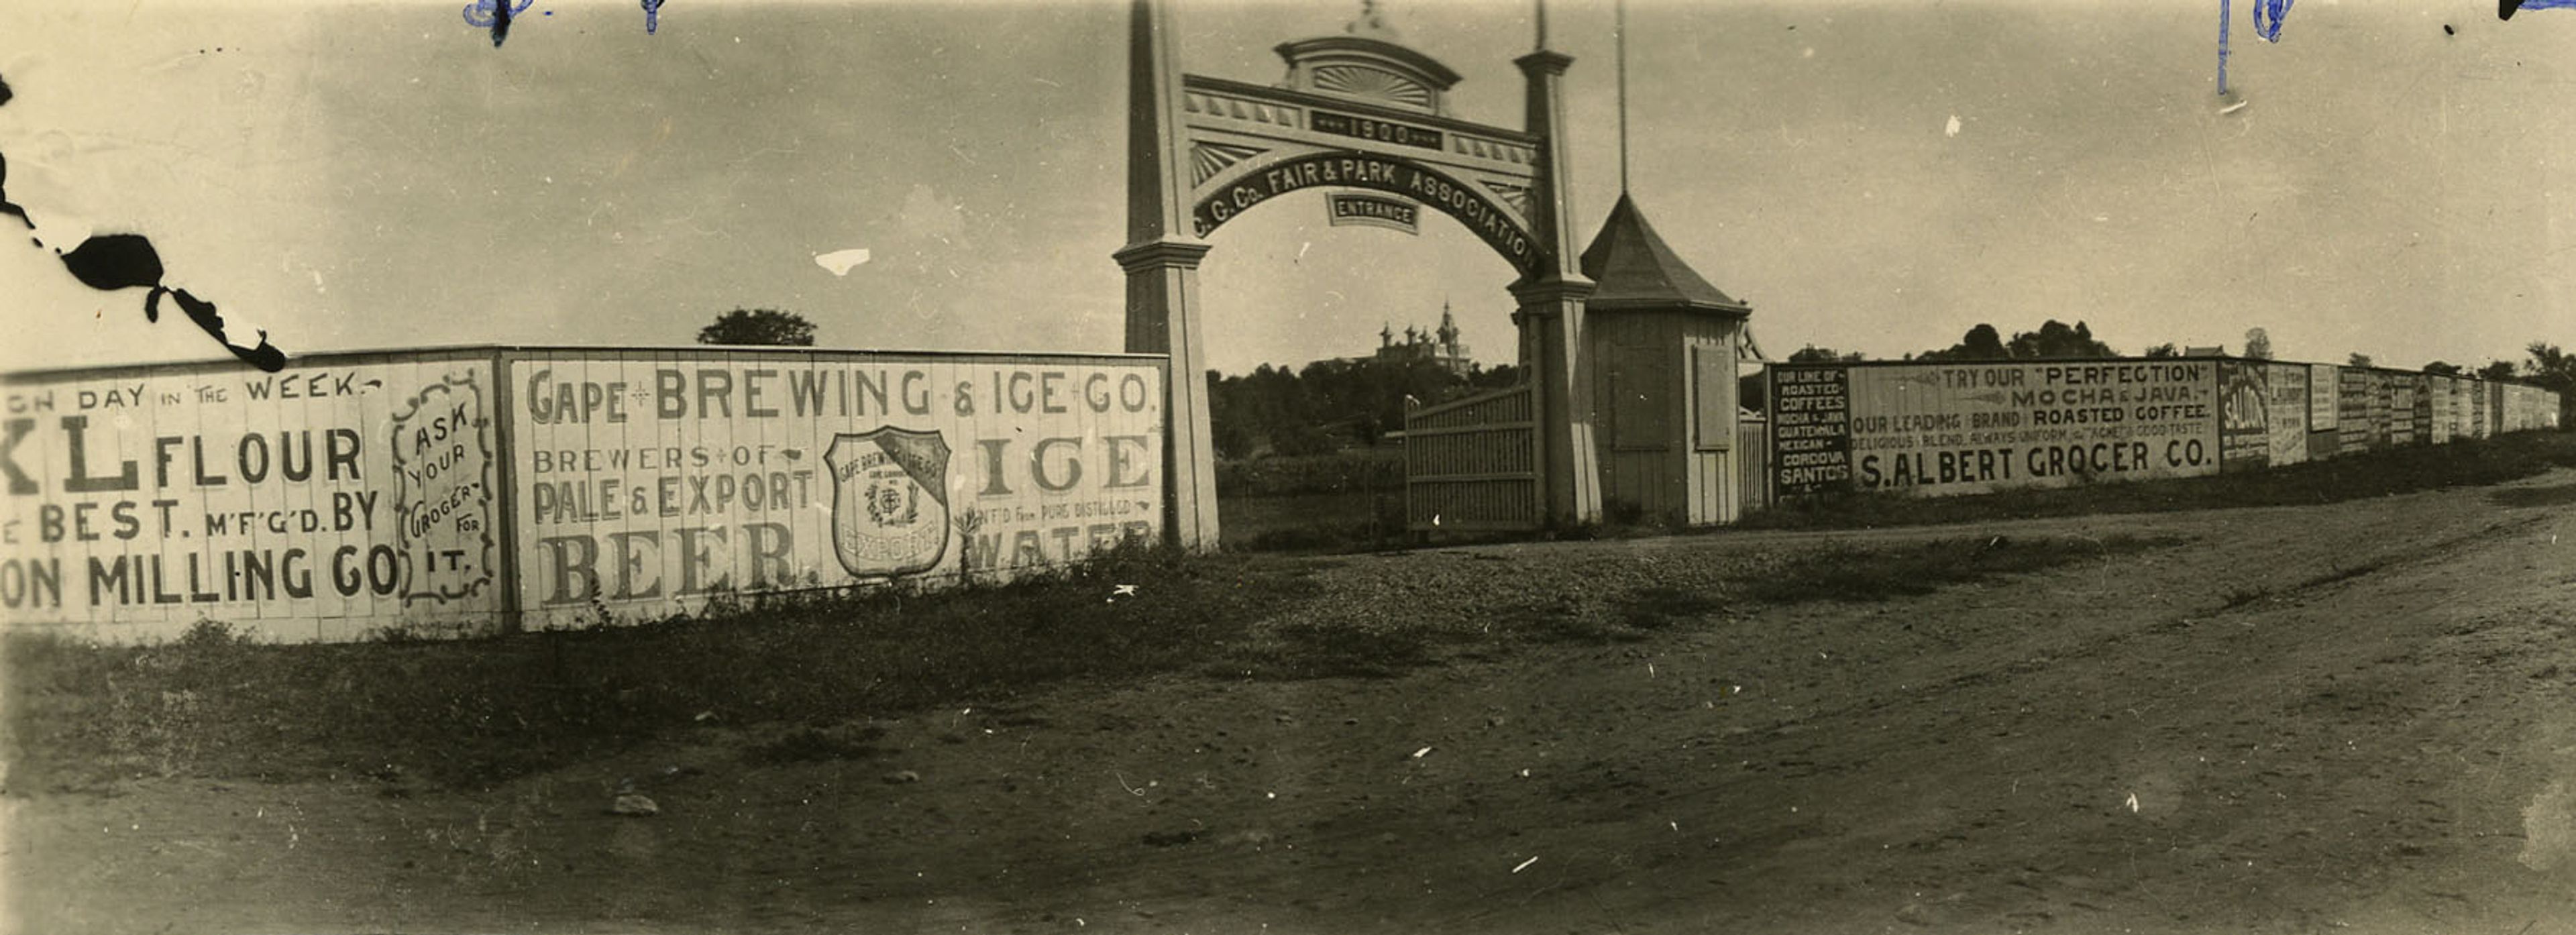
left=1578, top=194, right=1749, bottom=317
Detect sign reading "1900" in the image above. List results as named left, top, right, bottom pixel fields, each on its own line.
left=1309, top=109, right=1442, bottom=150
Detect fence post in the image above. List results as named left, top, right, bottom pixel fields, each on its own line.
left=489, top=347, right=526, bottom=635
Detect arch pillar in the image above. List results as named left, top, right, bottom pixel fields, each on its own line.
left=1513, top=46, right=1602, bottom=527
left=1511, top=276, right=1601, bottom=528
left=1116, top=239, right=1219, bottom=550
left=1122, top=0, right=1219, bottom=549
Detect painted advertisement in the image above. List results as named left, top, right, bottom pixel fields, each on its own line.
left=1773, top=361, right=2218, bottom=498
left=2408, top=374, right=2432, bottom=445
left=2265, top=363, right=2310, bottom=466
left=2502, top=384, right=2557, bottom=432
left=2310, top=364, right=2338, bottom=432
left=2429, top=376, right=2453, bottom=445
left=1, top=353, right=501, bottom=643
left=1770, top=366, right=1851, bottom=495
left=508, top=351, right=1165, bottom=626
left=2371, top=372, right=2398, bottom=447
left=2474, top=380, right=2492, bottom=437
left=2450, top=378, right=2475, bottom=439
left=2337, top=368, right=2372, bottom=454
left=2218, top=360, right=2311, bottom=470
left=2218, top=360, right=2272, bottom=471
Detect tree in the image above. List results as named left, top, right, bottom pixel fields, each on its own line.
left=1921, top=320, right=2112, bottom=362
left=2525, top=342, right=2576, bottom=396
left=1206, top=352, right=1488, bottom=457
left=2143, top=343, right=2180, bottom=359
left=2347, top=353, right=2373, bottom=369
left=2243, top=328, right=2273, bottom=360
left=2528, top=343, right=2576, bottom=427
left=1466, top=362, right=1521, bottom=390
left=2478, top=360, right=2520, bottom=381
left=1963, top=324, right=2013, bottom=360
left=2420, top=361, right=2463, bottom=376
left=1786, top=345, right=1866, bottom=364
left=698, top=309, right=816, bottom=346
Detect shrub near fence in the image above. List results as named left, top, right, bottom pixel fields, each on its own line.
left=1215, top=449, right=1406, bottom=498
left=1214, top=450, right=1407, bottom=553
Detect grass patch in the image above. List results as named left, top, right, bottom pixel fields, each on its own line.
left=741, top=723, right=892, bottom=765
left=1229, top=622, right=1435, bottom=679
left=1741, top=534, right=2178, bottom=604
left=3, top=542, right=1326, bottom=791
left=1509, top=596, right=1641, bottom=645
left=2218, top=586, right=2273, bottom=610
left=1619, top=587, right=1727, bottom=630
left=1222, top=490, right=1408, bottom=553
left=1497, top=586, right=1732, bottom=646
left=1740, top=431, right=2576, bottom=531
left=1216, top=451, right=1405, bottom=498
left=2214, top=553, right=2402, bottom=614
left=2490, top=482, right=2576, bottom=508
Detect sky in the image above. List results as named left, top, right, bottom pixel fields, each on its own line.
left=1, top=0, right=2570, bottom=378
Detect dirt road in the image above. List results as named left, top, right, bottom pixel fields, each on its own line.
left=11, top=472, right=2576, bottom=934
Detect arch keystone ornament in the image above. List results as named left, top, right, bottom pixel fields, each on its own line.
left=1122, top=0, right=1604, bottom=546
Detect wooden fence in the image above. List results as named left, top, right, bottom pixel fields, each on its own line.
left=1737, top=417, right=1770, bottom=513
left=1402, top=385, right=1542, bottom=532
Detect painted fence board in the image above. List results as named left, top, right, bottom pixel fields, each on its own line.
left=2, top=353, right=503, bottom=643
left=1766, top=358, right=2562, bottom=504
left=1770, top=360, right=2220, bottom=498
left=506, top=350, right=1165, bottom=627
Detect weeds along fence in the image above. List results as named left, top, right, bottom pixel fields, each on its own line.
left=0, top=345, right=1171, bottom=644
left=1764, top=355, right=2564, bottom=502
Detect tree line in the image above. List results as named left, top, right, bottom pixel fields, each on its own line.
left=1205, top=358, right=1518, bottom=458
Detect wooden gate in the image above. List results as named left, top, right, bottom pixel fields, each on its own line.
left=1403, top=385, right=1542, bottom=532
left=1737, top=416, right=1770, bottom=513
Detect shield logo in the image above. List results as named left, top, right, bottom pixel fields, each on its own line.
left=824, top=427, right=953, bottom=579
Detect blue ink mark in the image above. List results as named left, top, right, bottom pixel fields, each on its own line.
left=643, top=0, right=665, bottom=35
left=2218, top=0, right=2233, bottom=96
left=2251, top=0, right=2292, bottom=43
left=463, top=0, right=535, bottom=47
left=2218, top=0, right=2293, bottom=97
left=2503, top=0, right=2576, bottom=18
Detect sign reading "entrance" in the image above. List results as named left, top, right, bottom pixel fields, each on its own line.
left=1193, top=152, right=1538, bottom=274
left=1326, top=192, right=1419, bottom=233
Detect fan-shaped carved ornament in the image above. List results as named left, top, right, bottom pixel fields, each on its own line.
left=1311, top=64, right=1432, bottom=109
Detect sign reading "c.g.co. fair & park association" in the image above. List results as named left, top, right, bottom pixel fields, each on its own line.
left=1191, top=152, right=1536, bottom=274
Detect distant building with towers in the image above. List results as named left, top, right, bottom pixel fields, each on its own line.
left=1369, top=302, right=1474, bottom=376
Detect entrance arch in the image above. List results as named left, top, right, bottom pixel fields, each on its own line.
left=1190, top=150, right=1540, bottom=278
left=1118, top=0, right=1603, bottom=548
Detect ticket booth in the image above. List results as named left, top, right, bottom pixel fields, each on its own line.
left=1579, top=195, right=1754, bottom=525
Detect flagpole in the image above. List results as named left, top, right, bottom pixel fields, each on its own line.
left=1617, top=0, right=1631, bottom=193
